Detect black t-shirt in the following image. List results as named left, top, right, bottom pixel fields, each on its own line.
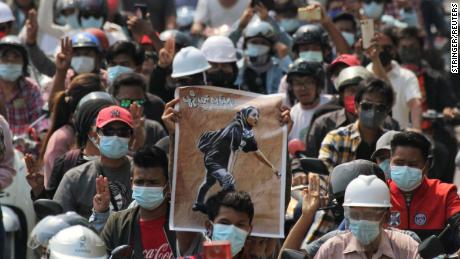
left=355, top=140, right=377, bottom=161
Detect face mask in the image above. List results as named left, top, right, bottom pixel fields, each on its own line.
left=108, top=65, right=133, bottom=84
left=344, top=95, right=356, bottom=114
left=379, top=159, right=391, bottom=180
left=379, top=47, right=393, bottom=67
left=390, top=165, right=423, bottom=192
left=0, top=64, right=23, bottom=82
left=132, top=185, right=165, bottom=210
left=212, top=224, right=249, bottom=256
left=56, top=15, right=66, bottom=25
left=245, top=43, right=270, bottom=57
left=279, top=18, right=301, bottom=33
left=398, top=47, right=422, bottom=66
left=348, top=219, right=381, bottom=245
left=359, top=109, right=387, bottom=128
left=342, top=31, right=356, bottom=47
left=80, top=16, right=104, bottom=29
left=207, top=70, right=236, bottom=88
left=399, top=9, right=418, bottom=27
left=66, top=14, right=80, bottom=29
left=98, top=135, right=130, bottom=159
left=299, top=51, right=323, bottom=63
left=71, top=56, right=95, bottom=74
left=363, top=2, right=384, bottom=19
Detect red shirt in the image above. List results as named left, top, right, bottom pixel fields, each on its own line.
left=139, top=215, right=174, bottom=259
left=389, top=177, right=460, bottom=239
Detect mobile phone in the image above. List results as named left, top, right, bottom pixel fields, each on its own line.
left=360, top=19, right=374, bottom=49
left=203, top=241, right=232, bottom=259
left=308, top=173, right=320, bottom=196
left=298, top=5, right=322, bottom=22
left=134, top=3, right=148, bottom=19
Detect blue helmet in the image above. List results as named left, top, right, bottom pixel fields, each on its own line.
left=71, top=32, right=101, bottom=52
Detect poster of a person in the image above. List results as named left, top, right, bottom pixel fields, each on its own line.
left=170, top=86, right=287, bottom=238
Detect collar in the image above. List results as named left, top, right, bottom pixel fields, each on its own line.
left=0, top=77, right=25, bottom=103
left=337, top=109, right=350, bottom=126
left=350, top=121, right=361, bottom=140
left=343, top=230, right=397, bottom=258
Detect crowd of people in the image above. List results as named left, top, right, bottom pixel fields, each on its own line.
left=0, top=0, right=458, bottom=258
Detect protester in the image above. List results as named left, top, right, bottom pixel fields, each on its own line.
left=0, top=2, right=16, bottom=38
left=53, top=105, right=135, bottom=218
left=371, top=130, right=400, bottom=179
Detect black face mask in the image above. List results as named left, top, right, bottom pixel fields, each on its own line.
left=398, top=47, right=422, bottom=65
left=207, top=70, right=237, bottom=88
left=379, top=46, right=393, bottom=67
left=176, top=73, right=206, bottom=87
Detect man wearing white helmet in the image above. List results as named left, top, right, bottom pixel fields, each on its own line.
left=0, top=2, right=15, bottom=39
left=315, top=175, right=419, bottom=258
left=47, top=225, right=107, bottom=259
left=171, top=46, right=211, bottom=87
left=200, top=35, right=239, bottom=89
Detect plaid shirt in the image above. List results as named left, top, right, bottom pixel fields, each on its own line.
left=318, top=121, right=385, bottom=172
left=0, top=77, right=44, bottom=136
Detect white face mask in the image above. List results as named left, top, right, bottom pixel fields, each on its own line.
left=71, top=56, right=95, bottom=74
left=363, top=2, right=385, bottom=19
left=341, top=31, right=356, bottom=47
left=80, top=16, right=104, bottom=29
left=245, top=43, right=270, bottom=57
left=66, top=14, right=80, bottom=29
left=299, top=51, right=323, bottom=62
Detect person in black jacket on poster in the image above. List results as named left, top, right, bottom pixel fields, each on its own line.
left=193, top=106, right=280, bottom=213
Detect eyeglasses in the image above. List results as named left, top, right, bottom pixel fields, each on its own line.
left=360, top=101, right=387, bottom=113
left=99, top=126, right=132, bottom=138
left=118, top=99, right=145, bottom=109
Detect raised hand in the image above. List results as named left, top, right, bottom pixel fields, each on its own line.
left=24, top=154, right=44, bottom=197
left=253, top=2, right=269, bottom=21
left=158, top=37, right=175, bottom=68
left=279, top=105, right=293, bottom=133
left=161, top=98, right=181, bottom=135
left=127, top=15, right=155, bottom=42
left=93, top=175, right=110, bottom=213
left=301, top=187, right=320, bottom=216
left=25, top=9, right=38, bottom=46
left=129, top=103, right=145, bottom=151
left=55, top=37, right=73, bottom=71
left=238, top=6, right=254, bottom=30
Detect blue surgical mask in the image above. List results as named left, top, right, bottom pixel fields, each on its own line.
left=71, top=56, right=95, bottom=74
left=66, top=14, right=80, bottom=29
left=132, top=185, right=165, bottom=210
left=363, top=2, right=384, bottom=19
left=390, top=165, right=423, bottom=192
left=341, top=31, right=356, bottom=47
left=98, top=135, right=130, bottom=159
left=0, top=64, right=23, bottom=82
left=379, top=159, right=391, bottom=180
left=348, top=219, right=381, bottom=245
left=279, top=18, right=301, bottom=33
left=399, top=9, right=418, bottom=27
left=107, top=66, right=133, bottom=84
left=212, top=224, right=249, bottom=256
left=299, top=51, right=323, bottom=62
left=80, top=16, right=104, bottom=29
left=245, top=43, right=270, bottom=57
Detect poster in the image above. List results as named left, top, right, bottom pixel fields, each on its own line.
left=170, top=86, right=287, bottom=238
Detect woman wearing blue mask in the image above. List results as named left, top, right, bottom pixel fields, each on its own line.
left=193, top=106, right=280, bottom=213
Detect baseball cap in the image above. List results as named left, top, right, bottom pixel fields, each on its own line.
left=96, top=105, right=134, bottom=129
left=328, top=54, right=361, bottom=74
left=371, top=130, right=400, bottom=160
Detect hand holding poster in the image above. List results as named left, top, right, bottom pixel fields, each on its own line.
left=170, top=86, right=287, bottom=238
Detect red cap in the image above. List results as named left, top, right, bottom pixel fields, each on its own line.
left=328, top=54, right=361, bottom=72
left=140, top=35, right=154, bottom=46
left=96, top=106, right=134, bottom=129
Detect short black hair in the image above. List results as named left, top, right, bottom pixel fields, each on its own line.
left=382, top=26, right=399, bottom=47
left=398, top=26, right=424, bottom=48
left=106, top=40, right=145, bottom=66
left=354, top=78, right=395, bottom=108
left=390, top=131, right=431, bottom=162
left=133, top=146, right=169, bottom=181
left=332, top=13, right=357, bottom=31
left=112, top=72, right=147, bottom=97
left=205, top=191, right=255, bottom=224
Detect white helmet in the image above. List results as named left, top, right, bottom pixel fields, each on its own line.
left=342, top=175, right=391, bottom=208
left=0, top=2, right=14, bottom=24
left=48, top=225, right=107, bottom=259
left=243, top=20, right=276, bottom=43
left=335, top=66, right=374, bottom=91
left=201, top=36, right=237, bottom=63
left=171, top=46, right=211, bottom=78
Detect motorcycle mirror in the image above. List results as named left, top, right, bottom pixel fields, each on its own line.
left=110, top=245, right=133, bottom=259
left=33, top=199, right=63, bottom=220
left=280, top=249, right=307, bottom=259
left=299, top=158, right=329, bottom=176
left=418, top=235, right=445, bottom=259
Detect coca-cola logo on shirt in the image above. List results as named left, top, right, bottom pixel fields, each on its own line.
left=143, top=243, right=174, bottom=259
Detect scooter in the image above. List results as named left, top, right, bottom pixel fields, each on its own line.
left=1, top=150, right=36, bottom=259
left=418, top=224, right=459, bottom=259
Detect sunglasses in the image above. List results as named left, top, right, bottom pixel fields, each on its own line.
left=119, top=99, right=145, bottom=109
left=360, top=101, right=387, bottom=113
left=99, top=126, right=132, bottom=138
